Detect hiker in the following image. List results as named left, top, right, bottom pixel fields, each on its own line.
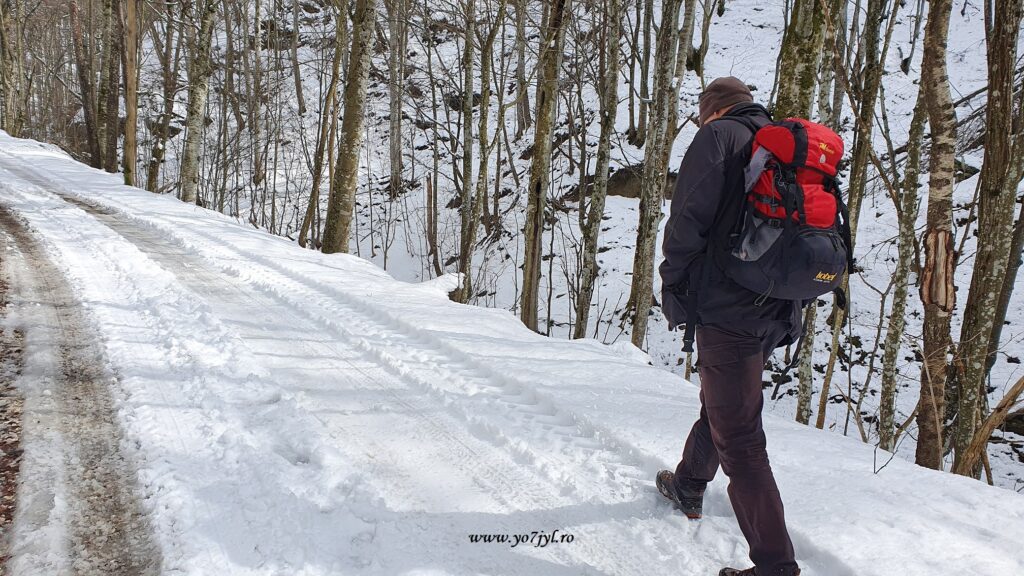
left=656, top=77, right=805, bottom=576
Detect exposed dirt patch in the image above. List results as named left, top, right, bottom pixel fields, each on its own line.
left=0, top=270, right=26, bottom=575
left=0, top=206, right=161, bottom=575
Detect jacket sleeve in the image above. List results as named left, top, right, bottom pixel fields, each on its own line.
left=659, top=124, right=728, bottom=292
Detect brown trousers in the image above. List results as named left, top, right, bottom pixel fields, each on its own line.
left=673, top=322, right=800, bottom=576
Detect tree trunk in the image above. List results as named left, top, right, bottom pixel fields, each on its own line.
left=916, top=0, right=957, bottom=469
left=988, top=197, right=1024, bottom=375
left=574, top=0, right=622, bottom=339
left=292, top=0, right=307, bottom=115
left=815, top=0, right=840, bottom=124
left=774, top=0, right=825, bottom=120
left=146, top=4, right=182, bottom=193
left=678, top=0, right=697, bottom=73
left=816, top=0, right=894, bottom=430
left=631, top=0, right=654, bottom=147
left=102, top=0, right=122, bottom=173
left=458, top=0, right=507, bottom=303
left=179, top=0, right=218, bottom=204
left=385, top=0, right=407, bottom=197
left=456, top=0, right=477, bottom=301
left=69, top=0, right=101, bottom=166
left=514, top=0, right=531, bottom=138
left=628, top=0, right=683, bottom=348
left=952, top=0, right=1024, bottom=476
left=0, top=0, right=26, bottom=137
left=322, top=0, right=378, bottom=254
left=95, top=0, right=115, bottom=167
left=122, top=0, right=139, bottom=186
left=773, top=0, right=827, bottom=423
left=299, top=0, right=347, bottom=248
left=520, top=0, right=568, bottom=332
left=879, top=92, right=926, bottom=450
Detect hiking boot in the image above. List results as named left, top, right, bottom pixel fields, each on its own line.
left=716, top=565, right=794, bottom=569
left=655, top=470, right=703, bottom=519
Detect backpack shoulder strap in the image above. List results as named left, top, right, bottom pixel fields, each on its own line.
left=680, top=115, right=763, bottom=353
left=716, top=115, right=762, bottom=136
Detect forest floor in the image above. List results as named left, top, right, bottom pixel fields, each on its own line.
left=0, top=132, right=1022, bottom=575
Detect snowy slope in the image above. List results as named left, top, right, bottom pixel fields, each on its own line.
left=1, top=131, right=1023, bottom=575
left=121, top=0, right=1024, bottom=487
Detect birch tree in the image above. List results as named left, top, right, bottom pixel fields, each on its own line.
left=179, top=0, right=218, bottom=204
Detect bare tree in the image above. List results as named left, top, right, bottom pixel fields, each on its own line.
left=774, top=0, right=825, bottom=119
left=458, top=0, right=507, bottom=303
left=952, top=0, right=1024, bottom=476
left=521, top=0, right=569, bottom=331
left=773, top=0, right=827, bottom=424
left=574, top=0, right=622, bottom=339
left=627, top=0, right=683, bottom=348
left=179, top=0, right=218, bottom=204
left=300, top=0, right=348, bottom=248
left=0, top=0, right=26, bottom=137
left=122, top=0, right=140, bottom=186
left=916, top=0, right=957, bottom=469
left=69, top=0, right=102, bottom=166
left=322, top=0, right=378, bottom=254
left=513, top=0, right=531, bottom=138
left=385, top=0, right=408, bottom=197
left=146, top=2, right=184, bottom=193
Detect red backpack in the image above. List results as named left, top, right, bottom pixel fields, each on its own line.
left=679, top=115, right=854, bottom=357
left=720, top=118, right=853, bottom=303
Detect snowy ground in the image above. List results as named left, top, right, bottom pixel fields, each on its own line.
left=1, top=133, right=1023, bottom=575
left=120, top=0, right=1024, bottom=487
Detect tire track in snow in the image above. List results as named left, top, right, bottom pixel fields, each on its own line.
left=184, top=212, right=659, bottom=497
left=0, top=206, right=161, bottom=576
left=49, top=196, right=663, bottom=576
left=135, top=206, right=857, bottom=576
left=0, top=151, right=854, bottom=575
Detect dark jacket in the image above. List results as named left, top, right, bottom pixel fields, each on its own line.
left=659, top=103, right=801, bottom=344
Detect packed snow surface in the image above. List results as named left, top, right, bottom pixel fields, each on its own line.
left=1, top=131, right=1022, bottom=575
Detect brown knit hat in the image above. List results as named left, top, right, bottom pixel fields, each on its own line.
left=698, top=77, right=753, bottom=125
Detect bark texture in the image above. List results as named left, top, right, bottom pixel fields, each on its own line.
left=521, top=0, right=569, bottom=332
left=323, top=0, right=378, bottom=254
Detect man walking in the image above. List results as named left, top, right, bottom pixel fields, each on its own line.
left=656, top=77, right=802, bottom=576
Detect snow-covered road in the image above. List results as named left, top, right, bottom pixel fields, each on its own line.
left=0, top=132, right=1022, bottom=575
left=0, top=203, right=160, bottom=574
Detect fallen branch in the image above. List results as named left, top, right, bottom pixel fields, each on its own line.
left=953, top=373, right=1024, bottom=476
